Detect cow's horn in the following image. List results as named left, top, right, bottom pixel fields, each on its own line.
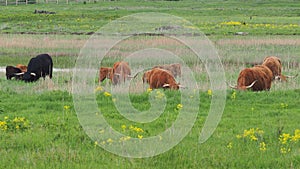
left=178, top=85, right=186, bottom=89
left=285, top=74, right=298, bottom=78
left=229, top=84, right=238, bottom=89
left=163, top=84, right=170, bottom=87
left=245, top=80, right=257, bottom=89
left=14, top=72, right=24, bottom=75
left=30, top=73, right=37, bottom=76
left=114, top=73, right=121, bottom=76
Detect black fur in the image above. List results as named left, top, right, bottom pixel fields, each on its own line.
left=23, top=54, right=53, bottom=82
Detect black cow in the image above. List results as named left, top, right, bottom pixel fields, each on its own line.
left=23, top=54, right=53, bottom=82
left=5, top=66, right=22, bottom=80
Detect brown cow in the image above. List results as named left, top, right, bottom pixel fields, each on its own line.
left=110, top=61, right=132, bottom=85
left=262, top=56, right=286, bottom=81
left=147, top=68, right=181, bottom=90
left=229, top=65, right=273, bottom=91
left=153, top=63, right=181, bottom=78
left=262, top=56, right=298, bottom=81
left=16, top=64, right=27, bottom=72
left=98, top=67, right=112, bottom=83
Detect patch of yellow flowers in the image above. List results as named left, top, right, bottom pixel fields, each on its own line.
left=233, top=128, right=300, bottom=154
left=0, top=116, right=31, bottom=132
left=279, top=129, right=300, bottom=154
left=95, top=124, right=146, bottom=147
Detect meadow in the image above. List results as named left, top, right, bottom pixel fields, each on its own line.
left=1, top=0, right=300, bottom=168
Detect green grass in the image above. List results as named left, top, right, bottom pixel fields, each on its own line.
left=1, top=0, right=300, bottom=35
left=0, top=88, right=300, bottom=168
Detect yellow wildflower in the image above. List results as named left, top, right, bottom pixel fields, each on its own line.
left=155, top=90, right=165, bottom=99
left=236, top=134, right=242, bottom=139
left=107, top=138, right=113, bottom=144
left=291, top=129, right=300, bottom=142
left=158, top=135, right=163, bottom=141
left=280, top=103, right=288, bottom=109
left=138, top=135, right=143, bottom=140
left=147, top=88, right=152, bottom=93
left=119, top=136, right=131, bottom=142
left=177, top=104, right=183, bottom=110
left=231, top=91, right=236, bottom=99
left=259, top=142, right=267, bottom=151
left=227, top=142, right=232, bottom=149
left=95, top=86, right=103, bottom=92
left=207, top=89, right=212, bottom=96
left=94, top=141, right=98, bottom=147
left=279, top=133, right=291, bottom=144
left=4, top=116, right=8, bottom=120
left=280, top=147, right=290, bottom=154
left=121, top=125, right=126, bottom=130
left=250, top=135, right=258, bottom=141
left=64, top=105, right=70, bottom=110
left=104, top=92, right=111, bottom=97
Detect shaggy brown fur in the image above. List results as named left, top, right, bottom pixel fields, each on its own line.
left=147, top=68, right=180, bottom=90
left=153, top=63, right=181, bottom=78
left=235, top=65, right=273, bottom=91
left=16, top=64, right=27, bottom=72
left=262, top=56, right=286, bottom=81
left=98, top=67, right=112, bottom=83
left=110, top=61, right=131, bottom=85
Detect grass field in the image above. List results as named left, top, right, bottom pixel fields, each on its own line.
left=1, top=0, right=300, bottom=168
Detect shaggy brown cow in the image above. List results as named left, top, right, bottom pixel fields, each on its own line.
left=147, top=68, right=181, bottom=90
left=16, top=64, right=27, bottom=72
left=110, top=61, right=132, bottom=85
left=262, top=56, right=285, bottom=81
left=142, top=68, right=172, bottom=84
left=98, top=67, right=112, bottom=83
left=153, top=63, right=181, bottom=78
left=230, top=65, right=273, bottom=91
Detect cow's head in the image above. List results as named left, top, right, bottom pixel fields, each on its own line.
left=99, top=67, right=112, bottom=82
left=162, top=83, right=183, bottom=90
left=23, top=72, right=38, bottom=82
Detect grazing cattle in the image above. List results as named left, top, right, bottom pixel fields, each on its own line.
left=262, top=56, right=298, bottom=81
left=110, top=61, right=131, bottom=85
left=99, top=67, right=112, bottom=83
left=16, top=64, right=27, bottom=72
left=147, top=68, right=181, bottom=90
left=142, top=70, right=151, bottom=84
left=262, top=56, right=285, bottom=81
left=22, top=54, right=53, bottom=82
left=153, top=63, right=181, bottom=78
left=5, top=66, right=22, bottom=80
left=229, top=65, right=273, bottom=91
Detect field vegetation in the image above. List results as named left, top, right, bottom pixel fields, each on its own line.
left=0, top=0, right=300, bottom=168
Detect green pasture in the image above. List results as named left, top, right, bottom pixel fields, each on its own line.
left=0, top=0, right=300, bottom=168
left=1, top=0, right=300, bottom=35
